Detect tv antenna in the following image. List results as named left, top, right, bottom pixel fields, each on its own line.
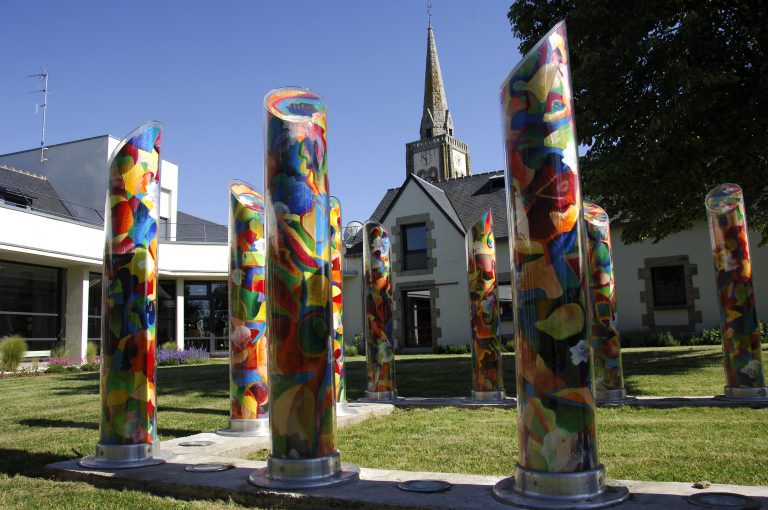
left=28, top=69, right=50, bottom=164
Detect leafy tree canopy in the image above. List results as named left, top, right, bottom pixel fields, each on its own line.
left=508, top=1, right=768, bottom=244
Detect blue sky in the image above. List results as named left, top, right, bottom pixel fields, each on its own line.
left=1, top=1, right=520, bottom=225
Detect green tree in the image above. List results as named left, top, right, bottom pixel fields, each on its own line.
left=508, top=1, right=768, bottom=244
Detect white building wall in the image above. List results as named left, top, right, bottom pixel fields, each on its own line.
left=341, top=256, right=365, bottom=346
left=0, top=136, right=180, bottom=225
left=611, top=221, right=768, bottom=334
left=381, top=180, right=472, bottom=348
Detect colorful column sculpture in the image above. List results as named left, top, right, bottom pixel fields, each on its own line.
left=496, top=22, right=628, bottom=508
left=330, top=196, right=354, bottom=415
left=80, top=121, right=165, bottom=469
left=218, top=181, right=269, bottom=437
left=363, top=222, right=397, bottom=401
left=249, top=87, right=358, bottom=489
left=583, top=201, right=628, bottom=403
left=706, top=183, right=767, bottom=401
left=466, top=210, right=505, bottom=401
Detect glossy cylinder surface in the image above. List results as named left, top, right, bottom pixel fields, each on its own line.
left=583, top=201, right=625, bottom=399
left=329, top=197, right=347, bottom=404
left=228, top=182, right=268, bottom=422
left=264, top=87, right=336, bottom=459
left=99, top=121, right=162, bottom=448
left=500, top=22, right=598, bottom=474
left=466, top=211, right=504, bottom=396
left=706, top=183, right=766, bottom=393
left=363, top=222, right=396, bottom=396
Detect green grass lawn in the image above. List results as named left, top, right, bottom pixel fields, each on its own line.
left=0, top=345, right=766, bottom=509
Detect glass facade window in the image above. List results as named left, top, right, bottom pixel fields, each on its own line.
left=0, top=260, right=62, bottom=350
left=157, top=280, right=177, bottom=347
left=651, top=265, right=687, bottom=308
left=184, top=281, right=227, bottom=351
left=402, top=223, right=428, bottom=271
left=87, top=272, right=102, bottom=341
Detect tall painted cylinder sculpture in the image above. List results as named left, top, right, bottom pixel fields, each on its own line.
left=363, top=222, right=397, bottom=401
left=466, top=210, right=505, bottom=401
left=80, top=121, right=164, bottom=469
left=330, top=196, right=353, bottom=415
left=496, top=22, right=628, bottom=507
left=218, top=181, right=269, bottom=437
left=706, top=183, right=767, bottom=400
left=583, top=201, right=628, bottom=403
left=249, top=87, right=358, bottom=489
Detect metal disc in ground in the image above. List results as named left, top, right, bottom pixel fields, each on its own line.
left=184, top=463, right=233, bottom=473
left=397, top=480, right=452, bottom=493
left=178, top=440, right=215, bottom=447
left=687, top=492, right=760, bottom=509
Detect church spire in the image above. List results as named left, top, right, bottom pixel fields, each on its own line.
left=420, top=24, right=454, bottom=140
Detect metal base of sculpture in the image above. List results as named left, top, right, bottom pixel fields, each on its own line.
left=216, top=418, right=270, bottom=437
left=471, top=390, right=506, bottom=401
left=79, top=442, right=166, bottom=470
left=715, top=386, right=768, bottom=403
left=596, top=389, right=637, bottom=406
left=365, top=390, right=398, bottom=401
left=336, top=402, right=359, bottom=417
left=248, top=453, right=360, bottom=489
left=493, top=465, right=629, bottom=509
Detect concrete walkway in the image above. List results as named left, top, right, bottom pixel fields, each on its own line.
left=47, top=455, right=768, bottom=510
left=354, top=395, right=768, bottom=409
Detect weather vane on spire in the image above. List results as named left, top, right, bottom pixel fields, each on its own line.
left=427, top=0, right=432, bottom=27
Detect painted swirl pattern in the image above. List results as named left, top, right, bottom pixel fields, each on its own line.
left=330, top=197, right=346, bottom=404
left=500, top=21, right=598, bottom=473
left=466, top=211, right=504, bottom=394
left=264, top=87, right=336, bottom=459
left=229, top=182, right=268, bottom=420
left=100, top=122, right=161, bottom=446
left=706, top=183, right=766, bottom=391
left=583, top=201, right=625, bottom=397
left=363, top=222, right=396, bottom=394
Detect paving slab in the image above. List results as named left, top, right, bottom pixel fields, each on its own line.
left=161, top=402, right=394, bottom=458
left=354, top=396, right=768, bottom=410
left=47, top=455, right=768, bottom=510
left=358, top=397, right=517, bottom=409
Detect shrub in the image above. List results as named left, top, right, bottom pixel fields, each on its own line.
left=86, top=342, right=99, bottom=363
left=47, top=357, right=82, bottom=373
left=504, top=340, right=515, bottom=353
left=50, top=343, right=67, bottom=358
left=80, top=360, right=100, bottom=372
left=345, top=344, right=359, bottom=357
left=701, top=327, right=721, bottom=345
left=157, top=347, right=209, bottom=366
left=160, top=341, right=177, bottom=351
left=654, top=330, right=679, bottom=347
left=0, top=335, right=28, bottom=373
left=446, top=344, right=470, bottom=355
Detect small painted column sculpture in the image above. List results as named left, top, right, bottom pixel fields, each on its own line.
left=496, top=22, right=628, bottom=508
left=218, top=181, right=269, bottom=437
left=583, top=201, right=628, bottom=403
left=80, top=121, right=165, bottom=469
left=466, top=210, right=505, bottom=401
left=330, top=196, right=353, bottom=415
left=249, top=87, right=358, bottom=489
left=706, top=183, right=767, bottom=400
left=363, top=222, right=397, bottom=400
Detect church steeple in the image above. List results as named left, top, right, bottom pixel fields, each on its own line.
left=420, top=25, right=454, bottom=140
left=405, top=19, right=470, bottom=182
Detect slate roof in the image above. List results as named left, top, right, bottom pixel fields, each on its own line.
left=372, top=170, right=509, bottom=238
left=176, top=211, right=227, bottom=242
left=0, top=164, right=74, bottom=219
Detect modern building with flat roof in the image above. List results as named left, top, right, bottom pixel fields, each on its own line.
left=0, top=135, right=228, bottom=359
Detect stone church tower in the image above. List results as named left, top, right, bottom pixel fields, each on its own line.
left=405, top=23, right=471, bottom=182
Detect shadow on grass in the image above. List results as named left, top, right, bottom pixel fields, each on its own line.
left=0, top=448, right=71, bottom=478
left=161, top=406, right=228, bottom=416
left=16, top=419, right=199, bottom=439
